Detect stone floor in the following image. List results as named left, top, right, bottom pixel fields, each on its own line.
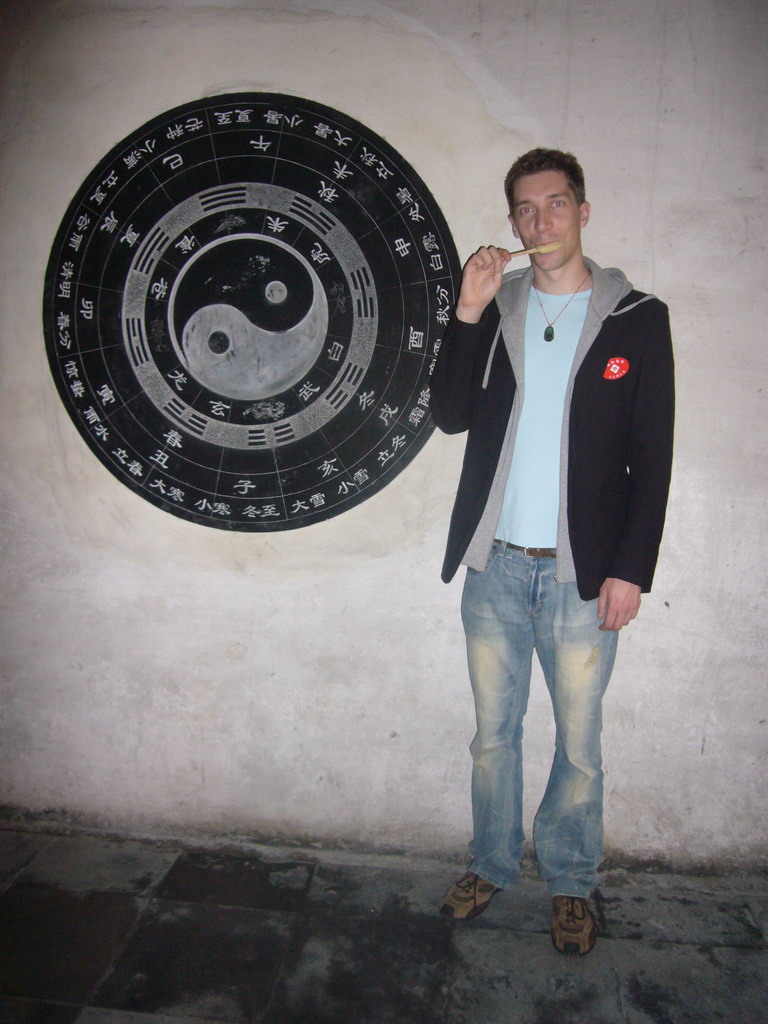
left=1, top=827, right=767, bottom=1024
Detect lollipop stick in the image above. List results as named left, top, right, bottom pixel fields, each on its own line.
left=508, top=240, right=562, bottom=257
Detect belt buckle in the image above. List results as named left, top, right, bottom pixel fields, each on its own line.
left=495, top=539, right=555, bottom=559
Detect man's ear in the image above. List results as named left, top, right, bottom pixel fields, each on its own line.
left=580, top=201, right=591, bottom=228
left=508, top=212, right=520, bottom=239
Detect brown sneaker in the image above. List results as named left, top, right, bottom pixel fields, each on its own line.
left=440, top=871, right=500, bottom=920
left=551, top=896, right=598, bottom=955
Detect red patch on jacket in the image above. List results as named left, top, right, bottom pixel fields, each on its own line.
left=603, top=357, right=630, bottom=380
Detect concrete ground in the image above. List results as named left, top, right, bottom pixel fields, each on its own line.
left=1, top=827, right=766, bottom=1024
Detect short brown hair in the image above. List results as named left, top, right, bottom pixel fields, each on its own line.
left=504, top=148, right=586, bottom=210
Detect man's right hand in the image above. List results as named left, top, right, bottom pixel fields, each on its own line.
left=455, top=245, right=512, bottom=323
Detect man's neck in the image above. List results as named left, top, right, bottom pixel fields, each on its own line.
left=532, top=258, right=591, bottom=296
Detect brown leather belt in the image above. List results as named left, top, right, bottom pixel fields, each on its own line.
left=495, top=539, right=556, bottom=559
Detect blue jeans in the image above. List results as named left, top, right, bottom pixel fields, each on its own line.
left=460, top=542, right=618, bottom=898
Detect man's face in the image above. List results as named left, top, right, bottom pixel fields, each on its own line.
left=509, top=169, right=590, bottom=273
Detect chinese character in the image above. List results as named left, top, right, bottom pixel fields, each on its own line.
left=175, top=233, right=197, bottom=253
left=120, top=224, right=140, bottom=247
left=101, top=211, right=119, bottom=233
left=333, top=161, right=353, bottom=181
left=436, top=285, right=451, bottom=325
left=329, top=281, right=347, bottom=315
left=394, top=238, right=411, bottom=257
left=326, top=341, right=344, bottom=362
left=266, top=215, right=288, bottom=233
left=163, top=153, right=183, bottom=171
left=379, top=404, right=399, bottom=426
left=311, top=241, right=331, bottom=264
left=163, top=429, right=183, bottom=449
left=210, top=401, right=230, bottom=417
left=168, top=369, right=187, bottom=391
left=298, top=381, right=320, bottom=402
left=97, top=384, right=115, bottom=405
left=151, top=278, right=169, bottom=300
left=409, top=327, right=425, bottom=350
left=358, top=390, right=375, bottom=411
left=319, top=459, right=339, bottom=478
left=150, top=450, right=170, bottom=469
left=318, top=181, right=338, bottom=204
left=80, top=299, right=94, bottom=320
left=249, top=136, right=272, bottom=152
left=409, top=406, right=426, bottom=428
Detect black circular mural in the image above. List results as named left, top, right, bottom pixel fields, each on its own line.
left=43, top=93, right=459, bottom=530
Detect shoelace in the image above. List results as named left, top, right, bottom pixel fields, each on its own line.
left=564, top=897, right=586, bottom=923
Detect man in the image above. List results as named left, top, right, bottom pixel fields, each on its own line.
left=430, top=148, right=674, bottom=955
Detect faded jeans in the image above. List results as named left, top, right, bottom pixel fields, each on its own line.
left=460, top=542, right=618, bottom=898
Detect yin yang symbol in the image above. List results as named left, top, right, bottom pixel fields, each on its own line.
left=172, top=236, right=328, bottom=401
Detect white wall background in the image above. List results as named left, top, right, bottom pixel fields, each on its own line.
left=0, top=0, right=765, bottom=868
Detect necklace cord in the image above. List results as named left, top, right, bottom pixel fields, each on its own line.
left=534, top=268, right=591, bottom=341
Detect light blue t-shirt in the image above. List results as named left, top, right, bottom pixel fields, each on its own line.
left=496, top=287, right=591, bottom=547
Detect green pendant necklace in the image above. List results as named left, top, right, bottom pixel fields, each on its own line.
left=534, top=269, right=591, bottom=342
